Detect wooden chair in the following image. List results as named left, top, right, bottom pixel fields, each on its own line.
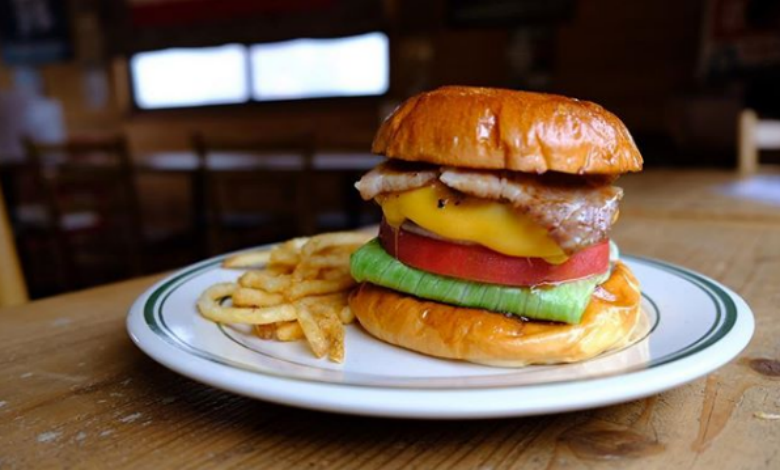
left=191, top=132, right=315, bottom=255
left=0, top=180, right=28, bottom=307
left=738, top=109, right=780, bottom=175
left=21, top=136, right=145, bottom=291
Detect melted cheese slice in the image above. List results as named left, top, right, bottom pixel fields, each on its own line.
left=377, top=184, right=568, bottom=263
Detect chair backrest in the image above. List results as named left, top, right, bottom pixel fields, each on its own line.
left=738, top=109, right=780, bottom=175
left=314, top=132, right=374, bottom=152
left=0, top=180, right=29, bottom=307
left=190, top=132, right=315, bottom=253
left=309, top=133, right=381, bottom=228
left=23, top=135, right=144, bottom=276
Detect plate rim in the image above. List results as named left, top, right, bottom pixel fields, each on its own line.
left=126, top=249, right=755, bottom=418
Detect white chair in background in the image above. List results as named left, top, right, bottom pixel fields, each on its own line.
left=738, top=109, right=780, bottom=175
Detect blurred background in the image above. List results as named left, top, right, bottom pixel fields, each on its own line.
left=0, top=0, right=778, bottom=299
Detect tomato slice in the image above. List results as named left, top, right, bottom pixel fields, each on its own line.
left=379, top=220, right=609, bottom=287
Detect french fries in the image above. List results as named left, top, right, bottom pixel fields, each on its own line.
left=286, top=277, right=355, bottom=300
left=232, top=287, right=285, bottom=308
left=296, top=305, right=330, bottom=358
left=239, top=270, right=292, bottom=293
left=275, top=321, right=304, bottom=341
left=196, top=231, right=371, bottom=363
left=339, top=306, right=355, bottom=324
left=319, top=309, right=345, bottom=363
left=197, top=284, right=297, bottom=324
left=254, top=324, right=277, bottom=340
left=222, top=250, right=272, bottom=269
left=270, top=237, right=309, bottom=267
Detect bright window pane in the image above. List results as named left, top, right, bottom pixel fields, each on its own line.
left=130, top=44, right=249, bottom=109
left=250, top=32, right=389, bottom=101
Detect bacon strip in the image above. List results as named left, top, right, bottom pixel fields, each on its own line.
left=355, top=161, right=437, bottom=200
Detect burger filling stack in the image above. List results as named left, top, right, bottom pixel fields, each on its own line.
left=349, top=86, right=644, bottom=367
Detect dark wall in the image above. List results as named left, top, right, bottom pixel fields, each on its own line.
left=3, top=0, right=728, bottom=165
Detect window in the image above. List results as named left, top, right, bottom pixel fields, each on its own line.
left=130, top=44, right=249, bottom=109
left=250, top=32, right=389, bottom=101
left=129, top=32, right=389, bottom=110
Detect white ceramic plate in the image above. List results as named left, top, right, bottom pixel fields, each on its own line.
left=127, top=250, right=754, bottom=419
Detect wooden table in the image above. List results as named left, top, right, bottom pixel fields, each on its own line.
left=1, top=170, right=778, bottom=469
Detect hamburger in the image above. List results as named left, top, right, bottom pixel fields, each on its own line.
left=348, top=86, right=643, bottom=367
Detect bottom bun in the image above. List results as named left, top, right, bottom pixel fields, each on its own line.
left=349, top=262, right=642, bottom=367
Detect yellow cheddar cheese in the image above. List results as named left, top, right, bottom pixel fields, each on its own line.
left=377, top=185, right=568, bottom=263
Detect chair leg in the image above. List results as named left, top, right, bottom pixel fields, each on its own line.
left=739, top=109, right=758, bottom=176
left=50, top=229, right=76, bottom=292
left=344, top=171, right=362, bottom=229
left=208, top=222, right=224, bottom=256
left=125, top=232, right=144, bottom=277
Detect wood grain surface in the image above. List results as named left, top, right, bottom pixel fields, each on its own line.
left=1, top=170, right=778, bottom=469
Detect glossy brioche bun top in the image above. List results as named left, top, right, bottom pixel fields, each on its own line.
left=372, top=86, right=643, bottom=175
left=349, top=262, right=642, bottom=367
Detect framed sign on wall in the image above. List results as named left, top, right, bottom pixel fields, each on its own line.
left=0, top=0, right=72, bottom=65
